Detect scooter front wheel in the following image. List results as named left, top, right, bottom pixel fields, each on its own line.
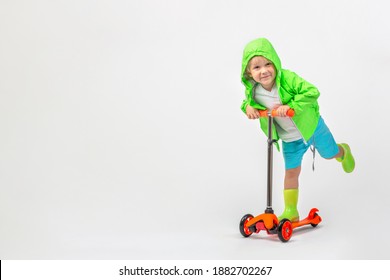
left=278, top=219, right=293, bottom=242
left=239, top=214, right=254, bottom=237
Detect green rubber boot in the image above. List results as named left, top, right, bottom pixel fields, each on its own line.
left=278, top=189, right=299, bottom=222
left=336, top=143, right=355, bottom=173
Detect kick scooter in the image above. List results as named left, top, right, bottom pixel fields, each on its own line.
left=239, top=109, right=322, bottom=242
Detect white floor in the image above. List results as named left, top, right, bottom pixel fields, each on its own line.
left=1, top=179, right=388, bottom=260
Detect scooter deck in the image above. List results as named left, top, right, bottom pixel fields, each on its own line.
left=292, top=208, right=322, bottom=229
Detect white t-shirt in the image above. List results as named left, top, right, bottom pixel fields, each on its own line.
left=253, top=84, right=302, bottom=142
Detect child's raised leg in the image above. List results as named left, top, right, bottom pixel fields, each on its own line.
left=335, top=143, right=355, bottom=173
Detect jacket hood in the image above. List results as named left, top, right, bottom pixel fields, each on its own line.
left=241, top=38, right=282, bottom=89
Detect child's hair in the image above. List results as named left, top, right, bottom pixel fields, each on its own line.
left=244, top=55, right=276, bottom=83
left=243, top=56, right=255, bottom=82
left=244, top=64, right=251, bottom=78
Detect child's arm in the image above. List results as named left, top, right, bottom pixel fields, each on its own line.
left=240, top=98, right=250, bottom=114
left=240, top=88, right=262, bottom=119
left=240, top=88, right=260, bottom=119
left=282, top=70, right=320, bottom=115
left=245, top=104, right=261, bottom=119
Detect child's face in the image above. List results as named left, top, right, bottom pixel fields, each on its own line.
left=248, top=56, right=276, bottom=91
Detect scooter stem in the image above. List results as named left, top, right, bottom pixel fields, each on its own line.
left=265, top=112, right=275, bottom=214
left=259, top=109, right=294, bottom=214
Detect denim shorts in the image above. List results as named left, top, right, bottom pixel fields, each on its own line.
left=282, top=117, right=339, bottom=170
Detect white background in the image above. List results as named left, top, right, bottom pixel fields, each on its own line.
left=1, top=0, right=389, bottom=259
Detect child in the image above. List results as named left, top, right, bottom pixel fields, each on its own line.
left=240, top=38, right=355, bottom=222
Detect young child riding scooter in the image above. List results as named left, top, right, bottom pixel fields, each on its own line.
left=240, top=38, right=355, bottom=222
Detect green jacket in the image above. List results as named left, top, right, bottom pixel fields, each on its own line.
left=241, top=38, right=321, bottom=144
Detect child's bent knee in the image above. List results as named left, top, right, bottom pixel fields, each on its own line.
left=285, top=166, right=301, bottom=177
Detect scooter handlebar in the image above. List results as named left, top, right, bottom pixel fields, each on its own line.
left=259, top=109, right=295, bottom=118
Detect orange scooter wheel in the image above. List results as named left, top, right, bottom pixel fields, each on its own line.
left=239, top=214, right=254, bottom=237
left=277, top=219, right=293, bottom=242
left=311, top=213, right=320, bottom=227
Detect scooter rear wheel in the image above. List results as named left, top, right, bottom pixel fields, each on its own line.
left=311, top=213, right=319, bottom=227
left=277, top=219, right=293, bottom=242
left=239, top=214, right=254, bottom=237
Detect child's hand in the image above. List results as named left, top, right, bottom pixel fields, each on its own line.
left=246, top=105, right=260, bottom=119
left=275, top=105, right=291, bottom=117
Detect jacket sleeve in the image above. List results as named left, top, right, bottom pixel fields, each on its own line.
left=283, top=70, right=320, bottom=115
left=240, top=99, right=249, bottom=114
left=240, top=87, right=252, bottom=114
